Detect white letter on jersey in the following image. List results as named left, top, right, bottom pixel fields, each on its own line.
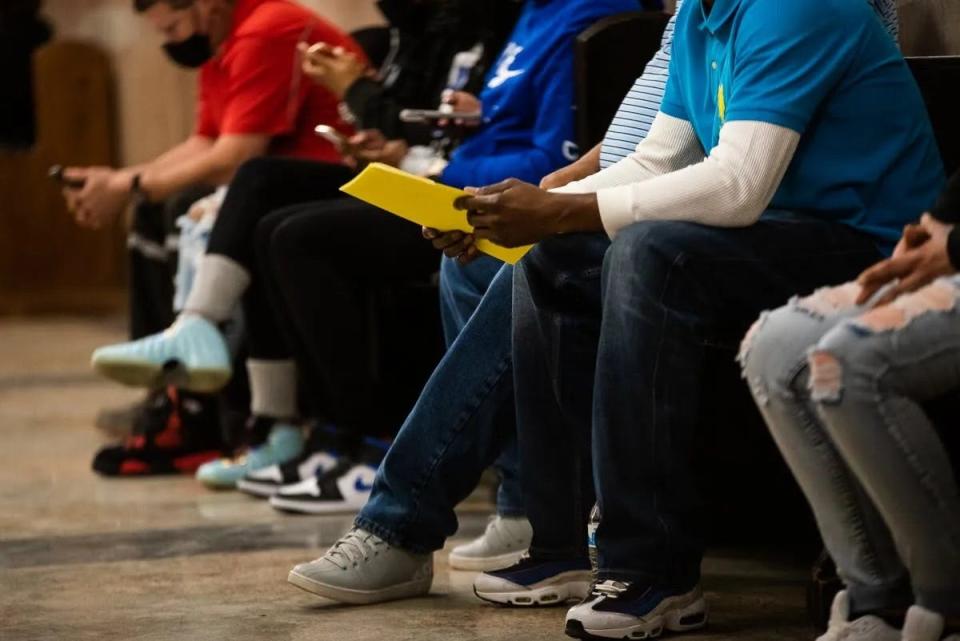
left=488, top=43, right=526, bottom=89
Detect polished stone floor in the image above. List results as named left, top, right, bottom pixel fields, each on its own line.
left=0, top=317, right=817, bottom=641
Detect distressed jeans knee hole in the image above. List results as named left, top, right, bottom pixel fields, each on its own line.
left=809, top=350, right=844, bottom=404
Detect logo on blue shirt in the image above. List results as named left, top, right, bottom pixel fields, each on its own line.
left=488, top=43, right=526, bottom=89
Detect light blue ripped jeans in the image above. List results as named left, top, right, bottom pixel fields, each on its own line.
left=740, top=277, right=960, bottom=619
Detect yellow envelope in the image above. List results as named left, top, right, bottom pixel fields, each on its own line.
left=340, top=163, right=532, bottom=265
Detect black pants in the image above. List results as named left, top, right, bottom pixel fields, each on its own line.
left=205, top=157, right=354, bottom=361
left=203, top=156, right=441, bottom=434
left=254, top=199, right=442, bottom=436
left=129, top=186, right=212, bottom=339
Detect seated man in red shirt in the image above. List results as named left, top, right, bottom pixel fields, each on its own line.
left=61, top=0, right=363, bottom=468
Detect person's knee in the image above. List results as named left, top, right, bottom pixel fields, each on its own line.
left=739, top=302, right=822, bottom=406
left=262, top=215, right=302, bottom=275
left=853, top=278, right=958, bottom=334
left=518, top=234, right=587, bottom=280
left=604, top=220, right=708, bottom=283
left=810, top=279, right=960, bottom=405
left=233, top=157, right=277, bottom=187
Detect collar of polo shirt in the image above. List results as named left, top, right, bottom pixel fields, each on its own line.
left=699, top=0, right=739, bottom=34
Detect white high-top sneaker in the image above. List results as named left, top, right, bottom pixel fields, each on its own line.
left=288, top=528, right=433, bottom=605
left=816, top=591, right=901, bottom=641
left=449, top=516, right=533, bottom=571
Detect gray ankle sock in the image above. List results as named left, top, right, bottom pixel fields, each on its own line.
left=247, top=359, right=297, bottom=420
left=183, top=254, right=250, bottom=322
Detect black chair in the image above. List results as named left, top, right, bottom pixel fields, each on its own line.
left=574, top=11, right=671, bottom=152
left=907, top=56, right=960, bottom=176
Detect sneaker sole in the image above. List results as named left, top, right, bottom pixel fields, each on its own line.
left=93, top=358, right=230, bottom=394
left=269, top=496, right=367, bottom=515
left=474, top=574, right=592, bottom=607
left=287, top=569, right=432, bottom=605
left=565, top=594, right=709, bottom=640
left=236, top=479, right=281, bottom=498
left=449, top=549, right=527, bottom=572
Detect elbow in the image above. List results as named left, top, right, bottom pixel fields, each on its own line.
left=716, top=177, right=769, bottom=228
left=731, top=194, right=767, bottom=227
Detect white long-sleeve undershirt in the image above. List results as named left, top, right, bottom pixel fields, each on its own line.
left=554, top=112, right=801, bottom=238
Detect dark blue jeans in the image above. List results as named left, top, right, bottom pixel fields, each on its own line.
left=512, top=212, right=883, bottom=586
left=439, top=256, right=525, bottom=517
left=356, top=261, right=522, bottom=552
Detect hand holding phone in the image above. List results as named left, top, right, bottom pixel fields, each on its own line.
left=48, top=165, right=87, bottom=189
left=314, top=125, right=349, bottom=151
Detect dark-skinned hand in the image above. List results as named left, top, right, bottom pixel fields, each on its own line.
left=454, top=178, right=599, bottom=248
left=856, top=213, right=955, bottom=306
left=422, top=227, right=480, bottom=264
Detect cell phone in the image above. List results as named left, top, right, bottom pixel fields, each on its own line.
left=48, top=165, right=86, bottom=189
left=314, top=124, right=348, bottom=150
left=399, top=109, right=482, bottom=124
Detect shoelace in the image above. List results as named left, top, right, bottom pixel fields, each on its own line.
left=322, top=530, right=385, bottom=570
left=592, top=580, right=630, bottom=599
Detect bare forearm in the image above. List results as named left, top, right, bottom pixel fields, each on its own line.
left=579, top=143, right=601, bottom=174
left=147, top=136, right=216, bottom=173
left=554, top=193, right=604, bottom=234
left=139, top=135, right=268, bottom=201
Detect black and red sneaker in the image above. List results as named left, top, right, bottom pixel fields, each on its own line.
left=92, top=386, right=223, bottom=476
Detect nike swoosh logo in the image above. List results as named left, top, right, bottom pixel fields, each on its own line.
left=354, top=476, right=375, bottom=492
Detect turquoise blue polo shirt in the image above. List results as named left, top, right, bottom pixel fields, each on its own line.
left=660, top=0, right=945, bottom=253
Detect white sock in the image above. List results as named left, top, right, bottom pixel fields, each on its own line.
left=183, top=254, right=251, bottom=322
left=247, top=359, right=298, bottom=420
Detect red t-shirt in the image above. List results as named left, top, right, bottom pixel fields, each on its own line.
left=195, top=0, right=363, bottom=163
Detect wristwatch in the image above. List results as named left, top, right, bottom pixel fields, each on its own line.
left=130, top=173, right=148, bottom=205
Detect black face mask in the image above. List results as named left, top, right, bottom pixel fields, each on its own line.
left=163, top=33, right=213, bottom=68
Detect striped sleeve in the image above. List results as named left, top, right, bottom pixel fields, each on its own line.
left=869, top=0, right=899, bottom=42
left=598, top=8, right=678, bottom=169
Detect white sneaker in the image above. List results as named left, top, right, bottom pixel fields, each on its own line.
left=903, top=605, right=951, bottom=641
left=816, top=591, right=901, bottom=641
left=269, top=461, right=376, bottom=514
left=565, top=581, right=708, bottom=639
left=450, top=516, right=533, bottom=571
left=288, top=528, right=433, bottom=605
left=236, top=450, right=338, bottom=498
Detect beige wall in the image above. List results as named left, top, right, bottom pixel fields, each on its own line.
left=41, top=0, right=384, bottom=166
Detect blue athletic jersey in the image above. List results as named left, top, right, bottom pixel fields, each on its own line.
left=660, top=0, right=943, bottom=251
left=440, top=0, right=637, bottom=189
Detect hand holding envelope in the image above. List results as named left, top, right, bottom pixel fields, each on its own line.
left=340, top=163, right=533, bottom=265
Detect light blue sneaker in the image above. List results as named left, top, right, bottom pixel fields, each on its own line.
left=91, top=315, right=231, bottom=393
left=196, top=424, right=304, bottom=489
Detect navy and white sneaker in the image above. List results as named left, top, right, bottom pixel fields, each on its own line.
left=237, top=450, right=338, bottom=498
left=473, top=555, right=593, bottom=606
left=237, top=426, right=345, bottom=498
left=564, top=580, right=708, bottom=640
left=269, top=459, right=378, bottom=514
